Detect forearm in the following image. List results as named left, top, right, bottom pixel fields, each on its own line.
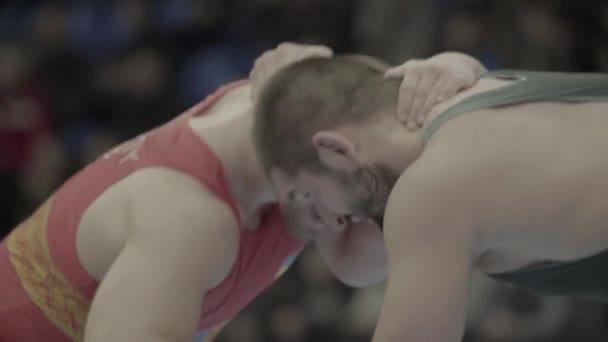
left=371, top=172, right=474, bottom=342
left=430, top=52, right=487, bottom=77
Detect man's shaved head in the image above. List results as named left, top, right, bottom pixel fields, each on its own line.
left=254, top=55, right=400, bottom=175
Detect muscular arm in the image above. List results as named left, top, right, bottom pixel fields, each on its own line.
left=372, top=163, right=479, bottom=342
left=84, top=170, right=239, bottom=342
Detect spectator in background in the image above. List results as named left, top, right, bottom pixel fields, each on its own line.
left=439, top=8, right=500, bottom=69
left=0, top=40, right=65, bottom=236
left=353, top=0, right=437, bottom=63
left=28, top=2, right=87, bottom=130
left=516, top=3, right=574, bottom=70
left=176, top=44, right=251, bottom=108
left=114, top=46, right=174, bottom=136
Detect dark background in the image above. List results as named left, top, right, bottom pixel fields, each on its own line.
left=1, top=0, right=608, bottom=341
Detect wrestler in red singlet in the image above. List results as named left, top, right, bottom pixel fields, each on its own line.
left=0, top=81, right=304, bottom=342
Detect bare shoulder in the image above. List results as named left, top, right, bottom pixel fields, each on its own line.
left=421, top=104, right=511, bottom=189
left=424, top=76, right=522, bottom=157
left=79, top=167, right=240, bottom=285
left=124, top=168, right=241, bottom=286
left=401, top=138, right=490, bottom=195
left=126, top=167, right=239, bottom=241
left=83, top=168, right=243, bottom=340
left=383, top=148, right=484, bottom=244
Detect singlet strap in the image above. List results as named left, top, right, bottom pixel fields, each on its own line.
left=423, top=70, right=608, bottom=144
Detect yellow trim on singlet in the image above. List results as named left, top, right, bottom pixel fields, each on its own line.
left=7, top=200, right=301, bottom=342
left=7, top=200, right=90, bottom=341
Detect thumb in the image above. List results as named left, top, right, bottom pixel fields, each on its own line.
left=384, top=66, right=405, bottom=79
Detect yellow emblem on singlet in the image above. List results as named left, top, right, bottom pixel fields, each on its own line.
left=7, top=200, right=302, bottom=342
left=7, top=200, right=90, bottom=341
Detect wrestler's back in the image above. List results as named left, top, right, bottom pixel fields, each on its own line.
left=421, top=78, right=608, bottom=273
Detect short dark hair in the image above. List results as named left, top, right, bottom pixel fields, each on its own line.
left=254, top=55, right=400, bottom=175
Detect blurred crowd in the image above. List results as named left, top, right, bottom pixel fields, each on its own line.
left=1, top=0, right=608, bottom=341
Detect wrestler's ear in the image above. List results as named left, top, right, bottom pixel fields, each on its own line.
left=312, top=131, right=359, bottom=172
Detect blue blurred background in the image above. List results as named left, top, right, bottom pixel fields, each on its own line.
left=1, top=0, right=608, bottom=341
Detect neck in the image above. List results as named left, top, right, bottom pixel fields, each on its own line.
left=360, top=76, right=515, bottom=172
left=347, top=116, right=425, bottom=174
left=194, top=109, right=277, bottom=227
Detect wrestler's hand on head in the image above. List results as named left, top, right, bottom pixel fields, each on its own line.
left=250, top=42, right=333, bottom=101
left=385, top=52, right=487, bottom=130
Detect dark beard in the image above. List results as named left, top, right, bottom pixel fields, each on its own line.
left=339, top=163, right=400, bottom=230
left=281, top=202, right=315, bottom=241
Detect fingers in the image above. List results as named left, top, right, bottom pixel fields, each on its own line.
left=397, top=68, right=420, bottom=127
left=384, top=59, right=421, bottom=79
left=250, top=50, right=275, bottom=100
left=407, top=71, right=439, bottom=130
left=436, top=81, right=460, bottom=102
left=389, top=56, right=479, bottom=128
left=384, top=65, right=407, bottom=79
left=389, top=60, right=441, bottom=129
left=417, top=78, right=445, bottom=126
left=301, top=45, right=333, bottom=59
left=414, top=77, right=465, bottom=126
left=276, top=42, right=333, bottom=63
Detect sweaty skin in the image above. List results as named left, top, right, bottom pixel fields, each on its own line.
left=0, top=43, right=485, bottom=342
left=376, top=78, right=608, bottom=342
left=263, top=69, right=608, bottom=342
left=83, top=50, right=488, bottom=340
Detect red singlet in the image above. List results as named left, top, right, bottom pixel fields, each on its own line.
left=0, top=81, right=304, bottom=342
